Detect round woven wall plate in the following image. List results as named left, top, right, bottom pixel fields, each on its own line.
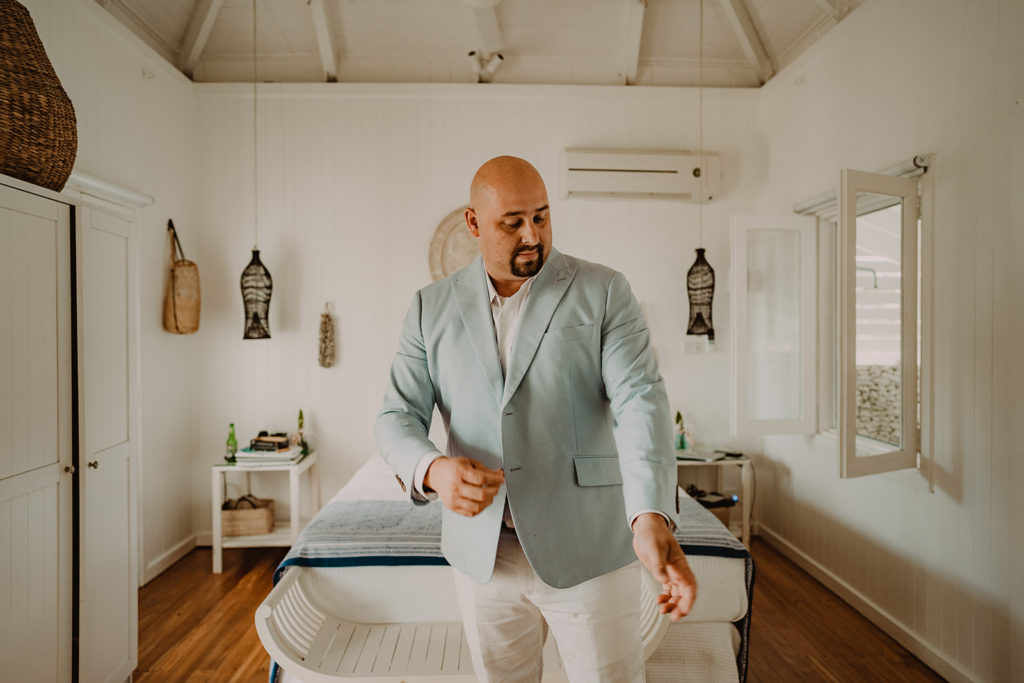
left=428, top=205, right=478, bottom=281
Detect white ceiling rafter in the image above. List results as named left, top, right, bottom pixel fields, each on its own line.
left=472, top=7, right=504, bottom=55
left=810, top=0, right=839, bottom=21
left=719, top=0, right=774, bottom=85
left=461, top=0, right=503, bottom=55
left=308, top=0, right=338, bottom=82
left=621, top=0, right=646, bottom=85
left=178, top=0, right=223, bottom=78
left=96, top=0, right=851, bottom=87
left=102, top=0, right=178, bottom=65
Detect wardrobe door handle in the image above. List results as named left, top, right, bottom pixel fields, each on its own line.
left=64, top=465, right=75, bottom=474
left=87, top=461, right=99, bottom=469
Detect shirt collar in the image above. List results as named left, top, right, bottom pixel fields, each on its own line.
left=486, top=273, right=533, bottom=306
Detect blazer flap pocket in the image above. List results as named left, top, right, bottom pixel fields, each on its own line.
left=573, top=456, right=623, bottom=487
left=546, top=322, right=595, bottom=341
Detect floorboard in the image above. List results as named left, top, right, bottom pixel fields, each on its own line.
left=135, top=540, right=944, bottom=682
left=747, top=538, right=943, bottom=682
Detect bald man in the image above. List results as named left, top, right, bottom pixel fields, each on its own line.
left=376, top=156, right=696, bottom=682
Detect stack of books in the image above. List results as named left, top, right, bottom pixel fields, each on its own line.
left=235, top=445, right=304, bottom=466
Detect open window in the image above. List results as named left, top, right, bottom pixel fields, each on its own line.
left=733, top=155, right=933, bottom=483
left=838, top=170, right=922, bottom=478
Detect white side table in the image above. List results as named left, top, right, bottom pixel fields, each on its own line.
left=676, top=453, right=752, bottom=548
left=211, top=451, right=321, bottom=573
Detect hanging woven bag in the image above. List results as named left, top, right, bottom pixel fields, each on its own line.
left=0, top=0, right=78, bottom=191
left=319, top=303, right=335, bottom=368
left=163, top=220, right=201, bottom=334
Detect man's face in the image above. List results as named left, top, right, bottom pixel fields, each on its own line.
left=466, top=172, right=552, bottom=289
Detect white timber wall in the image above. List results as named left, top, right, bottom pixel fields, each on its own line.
left=192, top=83, right=762, bottom=534
left=24, top=0, right=200, bottom=583
left=750, top=1, right=1024, bottom=681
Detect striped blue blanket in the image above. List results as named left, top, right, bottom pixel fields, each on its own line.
left=272, top=495, right=754, bottom=681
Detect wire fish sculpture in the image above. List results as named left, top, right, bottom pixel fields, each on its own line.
left=686, top=247, right=715, bottom=340
left=241, top=249, right=272, bottom=339
left=319, top=303, right=336, bottom=368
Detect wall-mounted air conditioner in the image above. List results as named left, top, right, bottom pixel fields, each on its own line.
left=563, top=148, right=721, bottom=202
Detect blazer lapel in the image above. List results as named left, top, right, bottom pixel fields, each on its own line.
left=453, top=256, right=504, bottom=404
left=502, top=250, right=576, bottom=406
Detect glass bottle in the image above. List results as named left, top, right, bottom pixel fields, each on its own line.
left=226, top=422, right=238, bottom=463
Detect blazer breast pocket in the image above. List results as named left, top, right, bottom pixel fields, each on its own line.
left=544, top=322, right=595, bottom=341
left=573, top=455, right=623, bottom=487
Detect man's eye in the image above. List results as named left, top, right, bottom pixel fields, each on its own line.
left=533, top=214, right=546, bottom=225
left=504, top=219, right=522, bottom=229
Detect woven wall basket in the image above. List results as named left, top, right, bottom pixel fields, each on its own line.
left=0, top=0, right=78, bottom=191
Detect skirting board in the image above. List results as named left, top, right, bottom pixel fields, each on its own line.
left=758, top=525, right=978, bottom=683
left=142, top=534, right=197, bottom=586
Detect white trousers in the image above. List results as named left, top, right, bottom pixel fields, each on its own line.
left=452, top=527, right=645, bottom=683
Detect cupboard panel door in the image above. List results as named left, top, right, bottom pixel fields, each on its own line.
left=0, top=183, right=73, bottom=682
left=77, top=205, right=137, bottom=683
left=0, top=193, right=61, bottom=479
left=79, top=443, right=133, bottom=683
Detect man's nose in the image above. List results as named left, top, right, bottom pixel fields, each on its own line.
left=520, top=222, right=539, bottom=245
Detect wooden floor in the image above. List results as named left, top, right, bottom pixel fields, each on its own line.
left=134, top=539, right=943, bottom=682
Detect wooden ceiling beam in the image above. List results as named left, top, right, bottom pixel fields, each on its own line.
left=622, top=0, right=646, bottom=85
left=308, top=0, right=338, bottom=82
left=178, top=0, right=223, bottom=78
left=718, top=0, right=774, bottom=85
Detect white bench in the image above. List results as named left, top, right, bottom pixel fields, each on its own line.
left=257, top=564, right=670, bottom=682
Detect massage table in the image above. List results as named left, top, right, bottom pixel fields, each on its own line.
left=256, top=455, right=753, bottom=682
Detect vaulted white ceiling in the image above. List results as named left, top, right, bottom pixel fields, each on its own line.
left=96, top=0, right=862, bottom=87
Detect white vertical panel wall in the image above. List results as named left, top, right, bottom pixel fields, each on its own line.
left=193, top=83, right=762, bottom=532
left=750, top=0, right=1024, bottom=681
left=21, top=0, right=201, bottom=582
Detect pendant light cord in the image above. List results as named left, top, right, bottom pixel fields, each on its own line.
left=698, top=0, right=704, bottom=248
left=252, top=0, right=259, bottom=250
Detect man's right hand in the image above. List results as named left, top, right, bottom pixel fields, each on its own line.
left=424, top=456, right=504, bottom=516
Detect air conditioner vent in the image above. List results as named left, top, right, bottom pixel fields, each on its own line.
left=563, top=148, right=721, bottom=201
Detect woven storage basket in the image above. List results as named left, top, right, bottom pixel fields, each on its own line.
left=0, top=0, right=78, bottom=191
left=222, top=498, right=275, bottom=536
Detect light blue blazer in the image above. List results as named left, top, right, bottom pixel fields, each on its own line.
left=375, top=249, right=679, bottom=588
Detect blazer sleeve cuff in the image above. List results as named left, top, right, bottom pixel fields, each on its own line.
left=413, top=450, right=444, bottom=502
left=629, top=509, right=675, bottom=532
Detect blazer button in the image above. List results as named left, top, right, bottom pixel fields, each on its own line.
left=503, top=410, right=514, bottom=416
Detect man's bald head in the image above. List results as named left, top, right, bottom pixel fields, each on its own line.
left=469, top=156, right=547, bottom=214
left=464, top=156, right=552, bottom=296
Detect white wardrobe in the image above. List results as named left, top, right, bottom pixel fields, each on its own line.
left=0, top=174, right=138, bottom=682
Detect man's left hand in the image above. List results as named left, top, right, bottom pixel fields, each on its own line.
left=631, top=513, right=698, bottom=621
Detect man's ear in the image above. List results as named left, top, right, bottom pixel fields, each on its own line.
left=464, top=208, right=480, bottom=237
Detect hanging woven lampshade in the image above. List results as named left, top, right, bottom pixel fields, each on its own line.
left=686, top=247, right=714, bottom=340
left=684, top=0, right=714, bottom=342
left=239, top=0, right=272, bottom=340
left=241, top=249, right=272, bottom=339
